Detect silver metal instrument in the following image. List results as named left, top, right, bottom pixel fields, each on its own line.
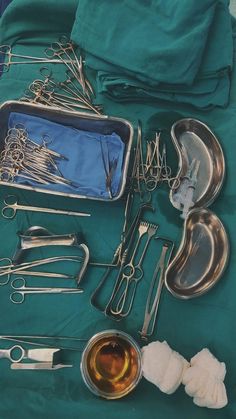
left=110, top=222, right=158, bottom=317
left=20, top=37, right=102, bottom=115
left=0, top=44, right=77, bottom=72
left=0, top=345, right=59, bottom=363
left=11, top=362, right=72, bottom=370
left=90, top=203, right=154, bottom=313
left=10, top=277, right=83, bottom=303
left=0, top=334, right=87, bottom=351
left=2, top=195, right=91, bottom=219
left=133, top=126, right=180, bottom=197
left=0, top=125, right=77, bottom=187
left=0, top=255, right=83, bottom=286
left=0, top=341, right=72, bottom=370
left=140, top=239, right=174, bottom=340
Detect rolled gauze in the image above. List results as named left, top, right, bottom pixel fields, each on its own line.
left=182, top=348, right=228, bottom=409
left=142, top=340, right=189, bottom=394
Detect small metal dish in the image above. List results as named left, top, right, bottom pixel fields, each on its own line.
left=165, top=208, right=229, bottom=298
left=170, top=118, right=225, bottom=211
left=80, top=330, right=142, bottom=399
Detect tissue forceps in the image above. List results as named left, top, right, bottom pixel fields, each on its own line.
left=10, top=277, right=83, bottom=304
left=2, top=195, right=91, bottom=219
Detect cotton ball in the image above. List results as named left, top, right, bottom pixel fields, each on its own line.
left=142, top=340, right=189, bottom=394
left=182, top=348, right=228, bottom=409
left=183, top=365, right=209, bottom=397
left=193, top=380, right=228, bottom=409
left=191, top=348, right=226, bottom=381
left=142, top=341, right=172, bottom=386
left=159, top=351, right=189, bottom=394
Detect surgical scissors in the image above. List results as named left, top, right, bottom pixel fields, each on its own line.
left=2, top=195, right=91, bottom=219
left=10, top=277, right=83, bottom=304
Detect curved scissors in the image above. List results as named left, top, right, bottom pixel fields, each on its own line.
left=2, top=195, right=25, bottom=219
left=10, top=277, right=83, bottom=304
left=2, top=194, right=90, bottom=219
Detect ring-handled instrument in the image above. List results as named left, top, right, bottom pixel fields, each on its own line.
left=10, top=277, right=83, bottom=303
left=139, top=237, right=174, bottom=340
left=2, top=195, right=91, bottom=219
left=0, top=343, right=72, bottom=370
left=90, top=203, right=154, bottom=314
left=105, top=220, right=149, bottom=318
left=0, top=344, right=59, bottom=363
left=110, top=223, right=159, bottom=317
left=0, top=255, right=83, bottom=286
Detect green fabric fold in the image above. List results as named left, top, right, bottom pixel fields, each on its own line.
left=71, top=0, right=233, bottom=109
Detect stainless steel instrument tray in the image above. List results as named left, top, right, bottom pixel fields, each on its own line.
left=170, top=118, right=225, bottom=210
left=165, top=208, right=229, bottom=299
left=0, top=101, right=133, bottom=201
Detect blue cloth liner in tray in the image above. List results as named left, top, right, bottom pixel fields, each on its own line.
left=8, top=112, right=125, bottom=199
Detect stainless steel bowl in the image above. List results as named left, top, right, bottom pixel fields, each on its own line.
left=170, top=118, right=225, bottom=211
left=80, top=330, right=142, bottom=399
left=165, top=208, right=229, bottom=298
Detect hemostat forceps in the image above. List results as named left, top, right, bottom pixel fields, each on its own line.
left=0, top=44, right=76, bottom=72
left=10, top=277, right=83, bottom=304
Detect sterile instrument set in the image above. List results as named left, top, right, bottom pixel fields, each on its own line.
left=0, top=36, right=230, bottom=405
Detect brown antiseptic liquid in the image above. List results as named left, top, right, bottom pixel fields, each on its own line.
left=86, top=336, right=140, bottom=395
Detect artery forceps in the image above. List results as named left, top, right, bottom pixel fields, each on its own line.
left=2, top=195, right=91, bottom=219
left=10, top=277, right=83, bottom=304
left=0, top=45, right=76, bottom=72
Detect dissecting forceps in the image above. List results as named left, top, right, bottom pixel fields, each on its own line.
left=2, top=195, right=91, bottom=219
left=10, top=277, right=83, bottom=303
left=140, top=238, right=174, bottom=340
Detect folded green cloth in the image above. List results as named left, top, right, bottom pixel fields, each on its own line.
left=71, top=0, right=233, bottom=109
left=96, top=70, right=230, bottom=109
